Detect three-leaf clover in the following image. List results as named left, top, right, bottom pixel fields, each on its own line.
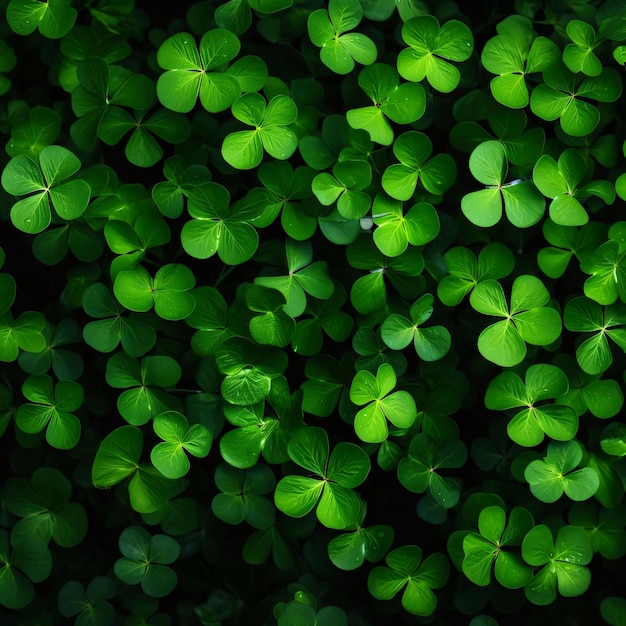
left=113, top=263, right=196, bottom=321
left=57, top=577, right=116, bottom=626
left=328, top=521, right=394, bottom=571
left=461, top=140, right=545, bottom=228
left=114, top=526, right=180, bottom=598
left=397, top=15, right=473, bottom=93
left=367, top=545, right=449, bottom=616
left=530, top=62, right=622, bottom=137
left=462, top=506, right=534, bottom=588
left=381, top=294, right=451, bottom=361
left=382, top=131, right=457, bottom=201
left=397, top=433, right=468, bottom=508
left=1, top=145, right=91, bottom=234
left=312, top=159, right=372, bottom=220
left=211, top=462, right=276, bottom=529
left=150, top=411, right=212, bottom=479
left=481, top=15, right=560, bottom=108
left=3, top=467, right=88, bottom=548
left=7, top=0, right=76, bottom=38
left=485, top=363, right=578, bottom=447
left=181, top=182, right=260, bottom=264
left=307, top=0, right=377, bottom=75
left=157, top=29, right=266, bottom=113
left=82, top=283, right=157, bottom=357
left=0, top=529, right=51, bottom=609
left=221, top=93, right=298, bottom=169
left=522, top=525, right=592, bottom=605
left=0, top=311, right=46, bottom=363
left=105, top=352, right=182, bottom=426
left=524, top=440, right=599, bottom=503
left=370, top=193, right=440, bottom=258
left=580, top=236, right=626, bottom=305
left=564, top=296, right=626, bottom=375
left=437, top=243, right=515, bottom=307
left=246, top=285, right=295, bottom=348
left=470, top=275, right=562, bottom=367
left=274, top=426, right=370, bottom=530
left=563, top=20, right=603, bottom=76
left=349, top=362, right=418, bottom=443
left=346, top=63, right=426, bottom=145
left=532, top=149, right=615, bottom=226
left=15, top=374, right=83, bottom=449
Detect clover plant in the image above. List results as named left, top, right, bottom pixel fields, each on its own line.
left=2, top=1, right=626, bottom=624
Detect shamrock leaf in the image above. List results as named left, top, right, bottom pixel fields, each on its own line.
left=563, top=19, right=602, bottom=76
left=530, top=61, right=622, bottom=137
left=105, top=352, right=182, bottom=426
left=461, top=140, right=545, bottom=228
left=150, top=411, right=212, bottom=479
left=437, top=243, right=515, bottom=307
left=7, top=0, right=76, bottom=38
left=113, top=263, right=196, bottom=321
left=222, top=93, right=298, bottom=169
left=470, top=275, right=562, bottom=367
left=254, top=238, right=334, bottom=317
left=569, top=500, right=626, bottom=560
left=367, top=545, right=449, bottom=616
left=114, top=526, right=179, bottom=598
left=0, top=529, right=51, bottom=609
left=397, top=15, right=473, bottom=93
left=82, top=283, right=157, bottom=357
left=0, top=311, right=46, bottom=363
left=381, top=294, right=451, bottom=361
left=157, top=29, right=266, bottom=113
left=312, top=159, right=372, bottom=220
left=580, top=238, right=626, bottom=305
left=211, top=462, right=276, bottom=529
left=485, top=363, right=578, bottom=447
left=57, top=577, right=116, bottom=626
left=328, top=522, right=394, bottom=571
left=15, top=374, right=83, bottom=449
left=481, top=15, right=560, bottom=108
left=462, top=506, right=534, bottom=588
left=1, top=145, right=91, bottom=234
left=564, top=297, right=626, bottom=375
left=522, top=525, right=592, bottom=605
left=307, top=0, right=377, bottom=75
left=524, top=440, right=599, bottom=503
left=533, top=149, right=615, bottom=226
left=3, top=467, right=88, bottom=548
left=397, top=433, right=467, bottom=508
left=349, top=362, right=418, bottom=443
left=274, top=426, right=370, bottom=530
left=5, top=105, right=61, bottom=159
left=371, top=193, right=440, bottom=258
left=181, top=182, right=260, bottom=264
left=381, top=131, right=457, bottom=201
left=346, top=63, right=426, bottom=145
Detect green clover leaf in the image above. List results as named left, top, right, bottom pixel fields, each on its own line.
left=397, top=15, right=473, bottom=93
left=563, top=19, right=602, bottom=77
left=367, top=545, right=449, bottom=616
left=580, top=238, right=626, bottom=305
left=1, top=145, right=91, bottom=234
left=0, top=311, right=46, bottom=363
left=382, top=131, right=457, bottom=201
left=7, top=0, right=76, bottom=38
left=522, top=525, right=592, bottom=605
left=524, top=440, right=600, bottom=503
left=485, top=363, right=578, bottom=447
left=211, top=462, right=276, bottom=529
left=481, top=15, right=560, bottom=108
left=462, top=506, right=534, bottom=588
left=15, top=374, right=83, bottom=450
left=346, top=63, right=426, bottom=145
left=150, top=410, right=212, bottom=479
left=57, top=576, right=116, bottom=626
left=470, top=276, right=562, bottom=367
left=274, top=426, right=370, bottom=530
left=461, top=140, right=545, bottom=228
left=222, top=93, right=298, bottom=169
left=114, top=526, right=179, bottom=598
left=307, top=0, right=377, bottom=75
left=328, top=522, right=394, bottom=571
left=349, top=362, right=418, bottom=443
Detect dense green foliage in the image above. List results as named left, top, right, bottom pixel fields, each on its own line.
left=2, top=0, right=626, bottom=624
